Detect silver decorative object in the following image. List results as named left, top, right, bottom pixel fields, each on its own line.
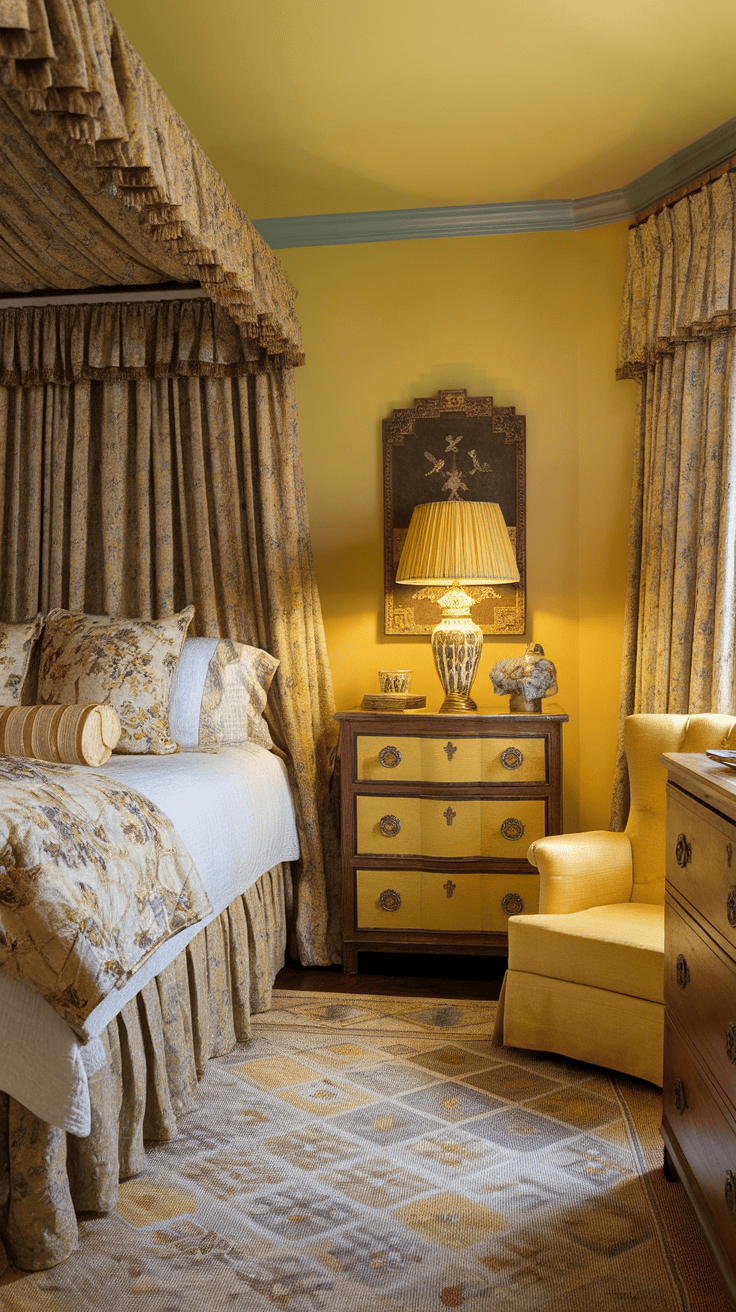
left=490, top=642, right=558, bottom=713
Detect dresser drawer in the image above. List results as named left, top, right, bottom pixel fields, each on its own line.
left=355, top=734, right=547, bottom=784
left=356, top=870, right=540, bottom=931
left=666, top=786, right=736, bottom=953
left=663, top=1017, right=736, bottom=1262
left=355, top=796, right=545, bottom=859
left=664, top=897, right=736, bottom=1109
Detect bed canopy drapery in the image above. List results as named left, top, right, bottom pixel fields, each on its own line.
left=0, top=0, right=341, bottom=966
left=612, top=172, right=736, bottom=825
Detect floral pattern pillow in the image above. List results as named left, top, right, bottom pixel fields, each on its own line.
left=0, top=616, right=42, bottom=704
left=199, top=640, right=278, bottom=751
left=38, top=607, right=194, bottom=755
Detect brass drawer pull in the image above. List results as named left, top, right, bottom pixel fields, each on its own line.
left=726, top=1170, right=736, bottom=1216
left=443, top=741, right=457, bottom=761
left=500, top=746, right=523, bottom=770
left=379, top=888, right=401, bottom=912
left=444, top=806, right=457, bottom=826
left=501, top=817, right=525, bottom=841
left=676, top=954, right=690, bottom=990
left=727, top=885, right=736, bottom=929
left=727, top=1021, right=736, bottom=1065
left=443, top=880, right=456, bottom=898
left=378, top=745, right=402, bottom=769
left=673, top=1077, right=688, bottom=1115
left=675, top=833, right=692, bottom=868
left=379, top=814, right=401, bottom=838
left=501, top=892, right=524, bottom=916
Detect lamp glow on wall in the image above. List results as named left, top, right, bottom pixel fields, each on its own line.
left=395, top=501, right=520, bottom=713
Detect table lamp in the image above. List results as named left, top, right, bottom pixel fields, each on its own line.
left=395, top=500, right=520, bottom=712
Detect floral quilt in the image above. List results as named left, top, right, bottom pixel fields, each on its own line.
left=0, top=755, right=212, bottom=1039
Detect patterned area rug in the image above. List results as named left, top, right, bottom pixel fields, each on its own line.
left=2, top=991, right=731, bottom=1311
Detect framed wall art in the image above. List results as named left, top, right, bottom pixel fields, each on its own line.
left=383, top=388, right=526, bottom=635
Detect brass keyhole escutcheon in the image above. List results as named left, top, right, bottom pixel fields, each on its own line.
left=379, top=889, right=401, bottom=913
left=727, top=1021, right=736, bottom=1066
left=379, top=814, right=401, bottom=838
left=727, top=885, right=736, bottom=929
left=676, top=954, right=690, bottom=991
left=675, top=833, right=692, bottom=868
left=501, top=892, right=524, bottom=916
left=443, top=880, right=456, bottom=899
left=443, top=741, right=457, bottom=761
left=727, top=842, right=734, bottom=869
left=673, top=1077, right=688, bottom=1115
left=500, top=746, right=523, bottom=770
left=501, top=817, right=525, bottom=842
left=378, top=745, right=402, bottom=769
left=725, top=1170, right=736, bottom=1216
left=444, top=806, right=457, bottom=827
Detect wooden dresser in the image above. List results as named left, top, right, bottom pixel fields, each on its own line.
left=662, top=752, right=736, bottom=1304
left=335, top=705, right=567, bottom=974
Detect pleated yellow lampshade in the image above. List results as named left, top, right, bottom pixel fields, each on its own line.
left=396, top=501, right=520, bottom=585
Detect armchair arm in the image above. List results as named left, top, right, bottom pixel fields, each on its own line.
left=527, top=830, right=633, bottom=914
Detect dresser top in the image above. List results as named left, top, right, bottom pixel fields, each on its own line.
left=336, top=702, right=568, bottom=724
left=662, top=751, right=736, bottom=824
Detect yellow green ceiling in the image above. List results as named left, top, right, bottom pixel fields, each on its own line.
left=107, top=0, right=736, bottom=220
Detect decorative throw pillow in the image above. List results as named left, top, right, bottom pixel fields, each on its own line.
left=38, top=606, right=194, bottom=755
left=0, top=616, right=42, bottom=704
left=168, top=637, right=278, bottom=752
left=0, top=703, right=121, bottom=766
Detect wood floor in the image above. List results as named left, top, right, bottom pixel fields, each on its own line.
left=274, top=951, right=505, bottom=1000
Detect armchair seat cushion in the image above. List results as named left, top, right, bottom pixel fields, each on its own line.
left=508, top=902, right=664, bottom=1003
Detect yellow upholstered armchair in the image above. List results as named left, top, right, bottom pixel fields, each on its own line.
left=493, top=713, right=736, bottom=1086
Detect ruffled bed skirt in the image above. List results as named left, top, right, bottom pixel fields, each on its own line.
left=0, top=862, right=289, bottom=1274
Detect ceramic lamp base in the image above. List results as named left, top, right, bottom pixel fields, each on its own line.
left=431, top=586, right=484, bottom=713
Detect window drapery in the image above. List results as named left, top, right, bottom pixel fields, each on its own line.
left=612, top=175, right=736, bottom=826
left=0, top=300, right=341, bottom=965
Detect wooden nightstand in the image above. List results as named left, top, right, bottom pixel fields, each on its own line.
left=335, top=705, right=568, bottom=974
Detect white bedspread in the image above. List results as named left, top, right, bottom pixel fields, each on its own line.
left=0, top=744, right=298, bottom=1134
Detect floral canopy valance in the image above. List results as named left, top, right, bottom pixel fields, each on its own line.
left=0, top=0, right=304, bottom=371
left=617, top=171, right=736, bottom=378
left=0, top=298, right=285, bottom=384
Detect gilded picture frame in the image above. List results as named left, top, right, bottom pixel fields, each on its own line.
left=383, top=389, right=526, bottom=635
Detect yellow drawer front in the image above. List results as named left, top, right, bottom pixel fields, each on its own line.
left=356, top=734, right=482, bottom=783
left=480, top=873, right=540, bottom=930
left=356, top=870, right=422, bottom=928
left=481, top=799, right=546, bottom=859
left=356, top=796, right=546, bottom=858
left=356, top=870, right=481, bottom=930
left=481, top=737, right=547, bottom=783
left=356, top=796, right=480, bottom=857
left=421, top=871, right=482, bottom=930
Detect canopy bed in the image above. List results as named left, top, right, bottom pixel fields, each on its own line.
left=0, top=0, right=339, bottom=1273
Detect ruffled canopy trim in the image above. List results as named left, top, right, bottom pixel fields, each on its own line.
left=0, top=0, right=304, bottom=370
left=618, top=171, right=736, bottom=378
left=0, top=298, right=290, bottom=383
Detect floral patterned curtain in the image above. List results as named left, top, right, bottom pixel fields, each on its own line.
left=612, top=174, right=736, bottom=825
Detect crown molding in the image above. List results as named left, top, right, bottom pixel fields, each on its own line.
left=253, top=116, right=736, bottom=249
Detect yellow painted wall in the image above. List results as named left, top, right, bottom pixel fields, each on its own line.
left=278, top=223, right=637, bottom=834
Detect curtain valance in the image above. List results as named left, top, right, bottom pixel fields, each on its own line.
left=0, top=0, right=304, bottom=369
left=617, top=171, right=736, bottom=378
left=0, top=299, right=290, bottom=384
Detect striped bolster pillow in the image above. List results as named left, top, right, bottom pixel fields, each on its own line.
left=0, top=704, right=121, bottom=766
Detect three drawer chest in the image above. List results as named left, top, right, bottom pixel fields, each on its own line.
left=662, top=752, right=736, bottom=1304
left=335, top=706, right=567, bottom=974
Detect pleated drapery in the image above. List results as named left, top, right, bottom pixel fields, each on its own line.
left=612, top=174, right=736, bottom=825
left=0, top=864, right=289, bottom=1274
left=0, top=300, right=341, bottom=966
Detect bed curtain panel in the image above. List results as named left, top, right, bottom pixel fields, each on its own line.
left=0, top=299, right=341, bottom=965
left=612, top=173, right=736, bottom=826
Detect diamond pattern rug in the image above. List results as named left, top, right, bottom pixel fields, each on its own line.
left=1, top=991, right=731, bottom=1311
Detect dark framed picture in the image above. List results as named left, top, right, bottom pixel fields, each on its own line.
left=383, top=389, right=526, bottom=635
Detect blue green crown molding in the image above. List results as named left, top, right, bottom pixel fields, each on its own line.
left=254, top=115, right=736, bottom=249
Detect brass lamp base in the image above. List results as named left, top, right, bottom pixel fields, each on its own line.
left=431, top=584, right=483, bottom=714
